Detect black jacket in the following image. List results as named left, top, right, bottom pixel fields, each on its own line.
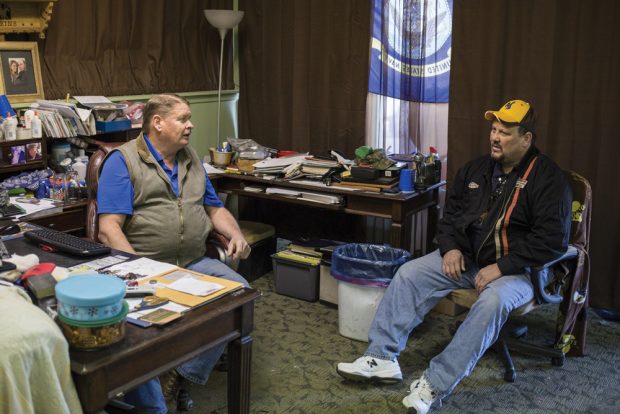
left=437, top=146, right=571, bottom=275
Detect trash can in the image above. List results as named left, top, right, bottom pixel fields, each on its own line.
left=331, top=244, right=411, bottom=342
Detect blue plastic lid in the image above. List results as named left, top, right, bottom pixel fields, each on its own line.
left=55, top=275, right=126, bottom=307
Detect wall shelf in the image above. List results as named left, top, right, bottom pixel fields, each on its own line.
left=0, top=1, right=57, bottom=39
left=0, top=136, right=46, bottom=174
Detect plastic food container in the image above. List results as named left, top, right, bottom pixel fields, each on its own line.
left=55, top=275, right=126, bottom=322
left=57, top=301, right=129, bottom=350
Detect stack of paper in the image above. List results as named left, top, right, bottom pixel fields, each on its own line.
left=300, top=191, right=342, bottom=204
left=253, top=154, right=308, bottom=175
left=274, top=246, right=322, bottom=266
left=73, top=96, right=128, bottom=123
left=300, top=157, right=340, bottom=178
left=265, top=187, right=302, bottom=197
left=263, top=188, right=342, bottom=204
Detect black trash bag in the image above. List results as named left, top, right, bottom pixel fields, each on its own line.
left=331, top=243, right=411, bottom=288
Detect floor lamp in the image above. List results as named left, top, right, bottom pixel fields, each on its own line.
left=204, top=9, right=244, bottom=151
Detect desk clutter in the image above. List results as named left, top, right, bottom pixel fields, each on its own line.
left=0, top=231, right=245, bottom=350
left=0, top=94, right=143, bottom=209
left=207, top=140, right=442, bottom=194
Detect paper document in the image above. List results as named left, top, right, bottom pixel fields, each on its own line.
left=140, top=268, right=244, bottom=308
left=68, top=254, right=131, bottom=272
left=253, top=154, right=308, bottom=169
left=73, top=95, right=114, bottom=105
left=265, top=187, right=302, bottom=197
left=167, top=277, right=225, bottom=296
left=75, top=107, right=97, bottom=135
left=103, top=258, right=178, bottom=281
left=126, top=298, right=189, bottom=318
left=11, top=197, right=62, bottom=219
left=300, top=192, right=342, bottom=204
left=203, top=162, right=226, bottom=174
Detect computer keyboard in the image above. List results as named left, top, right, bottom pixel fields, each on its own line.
left=0, top=204, right=26, bottom=218
left=24, top=228, right=111, bottom=257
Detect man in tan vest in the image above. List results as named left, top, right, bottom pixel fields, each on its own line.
left=98, top=93, right=250, bottom=413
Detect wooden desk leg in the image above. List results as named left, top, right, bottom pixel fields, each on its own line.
left=228, top=335, right=252, bottom=414
left=73, top=370, right=107, bottom=414
left=390, top=203, right=409, bottom=250
left=427, top=204, right=440, bottom=254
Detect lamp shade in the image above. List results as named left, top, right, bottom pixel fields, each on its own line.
left=204, top=9, right=244, bottom=30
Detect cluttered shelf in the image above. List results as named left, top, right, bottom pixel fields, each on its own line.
left=0, top=95, right=141, bottom=226
left=214, top=173, right=443, bottom=202
left=207, top=141, right=445, bottom=251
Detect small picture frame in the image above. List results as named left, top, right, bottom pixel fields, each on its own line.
left=9, top=144, right=26, bottom=165
left=0, top=41, right=44, bottom=104
left=26, top=142, right=42, bottom=161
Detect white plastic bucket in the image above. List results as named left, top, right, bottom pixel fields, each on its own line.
left=337, top=280, right=386, bottom=342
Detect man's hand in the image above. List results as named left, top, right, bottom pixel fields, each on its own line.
left=205, top=206, right=252, bottom=260
left=475, top=263, right=502, bottom=293
left=442, top=249, right=466, bottom=280
left=227, top=236, right=251, bottom=260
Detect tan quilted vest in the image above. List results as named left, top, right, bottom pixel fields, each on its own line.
left=109, top=135, right=213, bottom=266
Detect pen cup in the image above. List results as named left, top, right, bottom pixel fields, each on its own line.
left=399, top=169, right=414, bottom=192
left=209, top=148, right=234, bottom=167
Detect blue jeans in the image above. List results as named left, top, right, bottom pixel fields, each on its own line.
left=365, top=249, right=533, bottom=398
left=125, top=257, right=248, bottom=414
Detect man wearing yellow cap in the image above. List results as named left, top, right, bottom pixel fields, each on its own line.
left=337, top=100, right=571, bottom=413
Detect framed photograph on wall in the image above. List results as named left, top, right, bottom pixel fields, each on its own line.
left=9, top=145, right=26, bottom=165
left=0, top=42, right=44, bottom=104
left=26, top=142, right=42, bottom=161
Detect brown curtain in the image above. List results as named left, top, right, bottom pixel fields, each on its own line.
left=38, top=0, right=232, bottom=99
left=448, top=0, right=620, bottom=311
left=237, top=0, right=371, bottom=156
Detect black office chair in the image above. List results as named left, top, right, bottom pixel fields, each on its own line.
left=449, top=170, right=591, bottom=382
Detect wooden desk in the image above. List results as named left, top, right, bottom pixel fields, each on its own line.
left=214, top=174, right=444, bottom=252
left=20, top=200, right=87, bottom=235
left=71, top=288, right=260, bottom=414
left=5, top=238, right=260, bottom=414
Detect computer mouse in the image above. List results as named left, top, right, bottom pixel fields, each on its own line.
left=0, top=223, right=20, bottom=236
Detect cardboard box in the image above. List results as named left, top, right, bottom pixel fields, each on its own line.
left=432, top=297, right=467, bottom=316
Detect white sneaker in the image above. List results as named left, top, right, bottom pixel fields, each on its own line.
left=336, top=356, right=402, bottom=383
left=402, top=375, right=438, bottom=414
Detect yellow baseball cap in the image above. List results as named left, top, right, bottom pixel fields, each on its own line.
left=484, top=99, right=532, bottom=128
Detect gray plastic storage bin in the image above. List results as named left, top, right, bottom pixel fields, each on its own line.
left=271, top=254, right=320, bottom=301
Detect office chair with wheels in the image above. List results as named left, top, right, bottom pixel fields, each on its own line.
left=448, top=170, right=591, bottom=382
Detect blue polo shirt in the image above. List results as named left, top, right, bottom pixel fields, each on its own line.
left=97, top=135, right=223, bottom=215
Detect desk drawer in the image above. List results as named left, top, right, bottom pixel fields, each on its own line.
left=26, top=209, right=86, bottom=234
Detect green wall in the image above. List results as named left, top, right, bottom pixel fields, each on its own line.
left=108, top=90, right=240, bottom=160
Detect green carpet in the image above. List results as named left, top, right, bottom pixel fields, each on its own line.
left=186, top=274, right=620, bottom=413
